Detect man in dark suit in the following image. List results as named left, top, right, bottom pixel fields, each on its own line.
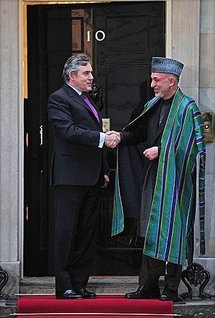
left=48, top=53, right=119, bottom=299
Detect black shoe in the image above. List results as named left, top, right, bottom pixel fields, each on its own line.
left=160, top=288, right=178, bottom=302
left=125, top=285, right=160, bottom=299
left=78, top=288, right=96, bottom=298
left=56, top=289, right=82, bottom=299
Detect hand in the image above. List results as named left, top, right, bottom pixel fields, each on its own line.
left=101, top=174, right=110, bottom=189
left=143, top=146, right=159, bottom=160
left=105, top=131, right=121, bottom=149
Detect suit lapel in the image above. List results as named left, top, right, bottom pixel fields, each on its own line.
left=63, top=84, right=102, bottom=126
left=124, top=96, right=160, bottom=130
left=82, top=95, right=102, bottom=125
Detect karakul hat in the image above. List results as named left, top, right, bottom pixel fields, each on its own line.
left=151, top=57, right=184, bottom=77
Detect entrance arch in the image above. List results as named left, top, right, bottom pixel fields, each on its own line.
left=24, top=1, right=165, bottom=276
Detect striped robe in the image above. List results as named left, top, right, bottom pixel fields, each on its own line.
left=112, top=87, right=206, bottom=266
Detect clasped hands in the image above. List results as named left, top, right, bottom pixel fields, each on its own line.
left=105, top=130, right=121, bottom=149
left=104, top=131, right=159, bottom=159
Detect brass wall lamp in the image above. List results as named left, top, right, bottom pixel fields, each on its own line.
left=201, top=112, right=214, bottom=143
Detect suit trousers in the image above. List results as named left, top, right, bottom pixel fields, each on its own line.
left=54, top=184, right=100, bottom=295
left=139, top=254, right=182, bottom=292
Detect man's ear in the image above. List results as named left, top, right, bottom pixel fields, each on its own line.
left=169, top=76, right=177, bottom=87
left=68, top=72, right=75, bottom=81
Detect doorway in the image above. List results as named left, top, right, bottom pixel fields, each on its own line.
left=24, top=1, right=165, bottom=276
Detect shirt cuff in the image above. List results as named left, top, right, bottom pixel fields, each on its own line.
left=99, top=132, right=105, bottom=148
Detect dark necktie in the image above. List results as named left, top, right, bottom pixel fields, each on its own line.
left=82, top=93, right=100, bottom=122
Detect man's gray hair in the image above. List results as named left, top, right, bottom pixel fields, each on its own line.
left=62, top=53, right=92, bottom=82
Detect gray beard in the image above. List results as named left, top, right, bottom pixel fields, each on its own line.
left=155, top=92, right=164, bottom=98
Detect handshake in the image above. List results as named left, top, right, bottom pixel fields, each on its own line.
left=104, top=131, right=121, bottom=149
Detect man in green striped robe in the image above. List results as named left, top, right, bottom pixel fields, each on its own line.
left=111, top=57, right=206, bottom=301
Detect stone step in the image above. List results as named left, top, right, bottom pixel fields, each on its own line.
left=19, top=276, right=139, bottom=295
left=0, top=276, right=214, bottom=318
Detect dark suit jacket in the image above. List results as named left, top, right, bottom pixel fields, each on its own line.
left=121, top=99, right=163, bottom=149
left=48, top=83, right=109, bottom=186
left=117, top=99, right=165, bottom=221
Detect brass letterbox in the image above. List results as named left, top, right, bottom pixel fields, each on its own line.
left=201, top=112, right=214, bottom=143
left=102, top=118, right=111, bottom=133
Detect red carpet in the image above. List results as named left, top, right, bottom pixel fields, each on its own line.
left=16, top=295, right=174, bottom=318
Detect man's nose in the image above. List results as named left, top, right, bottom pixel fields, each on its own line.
left=89, top=73, right=94, bottom=80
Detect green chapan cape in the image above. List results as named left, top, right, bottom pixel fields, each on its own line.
left=112, top=88, right=206, bottom=266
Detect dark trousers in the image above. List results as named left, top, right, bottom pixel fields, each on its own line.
left=54, top=185, right=100, bottom=295
left=139, top=254, right=182, bottom=292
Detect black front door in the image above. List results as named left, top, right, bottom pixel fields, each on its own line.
left=92, top=2, right=165, bottom=275
left=24, top=2, right=165, bottom=276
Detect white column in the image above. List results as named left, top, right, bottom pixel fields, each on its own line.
left=0, top=0, right=23, bottom=295
left=170, top=0, right=200, bottom=103
left=169, top=0, right=215, bottom=296
left=196, top=0, right=215, bottom=296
